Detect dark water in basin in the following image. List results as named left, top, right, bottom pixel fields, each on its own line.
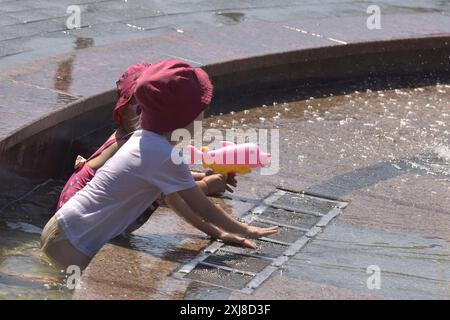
left=0, top=179, right=72, bottom=300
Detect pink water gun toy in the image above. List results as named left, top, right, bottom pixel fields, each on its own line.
left=186, top=141, right=271, bottom=175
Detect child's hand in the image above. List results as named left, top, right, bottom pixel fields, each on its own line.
left=226, top=173, right=237, bottom=190
left=74, top=155, right=87, bottom=169
left=245, top=225, right=279, bottom=239
left=219, top=232, right=256, bottom=249
left=191, top=171, right=206, bottom=181
left=202, top=174, right=234, bottom=195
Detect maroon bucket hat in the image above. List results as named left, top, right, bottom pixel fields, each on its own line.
left=134, top=58, right=213, bottom=132
left=113, top=61, right=151, bottom=124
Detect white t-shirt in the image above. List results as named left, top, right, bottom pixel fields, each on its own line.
left=55, top=130, right=196, bottom=258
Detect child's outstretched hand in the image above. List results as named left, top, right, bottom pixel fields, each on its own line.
left=245, top=225, right=279, bottom=239
left=219, top=232, right=257, bottom=249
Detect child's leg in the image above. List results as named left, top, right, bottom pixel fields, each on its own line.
left=41, top=216, right=91, bottom=271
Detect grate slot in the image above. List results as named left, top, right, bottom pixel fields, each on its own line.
left=269, top=190, right=346, bottom=215
left=254, top=206, right=320, bottom=229
left=248, top=220, right=306, bottom=244
left=184, top=264, right=253, bottom=290
left=221, top=239, right=289, bottom=259
left=199, top=261, right=257, bottom=277
left=203, top=251, right=272, bottom=274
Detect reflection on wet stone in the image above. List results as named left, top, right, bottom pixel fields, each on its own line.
left=215, top=11, right=245, bottom=24
left=52, top=38, right=94, bottom=101
left=74, top=37, right=94, bottom=50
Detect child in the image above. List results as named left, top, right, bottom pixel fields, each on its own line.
left=41, top=59, right=277, bottom=270
left=55, top=62, right=236, bottom=235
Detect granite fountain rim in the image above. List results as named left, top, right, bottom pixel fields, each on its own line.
left=0, top=33, right=448, bottom=155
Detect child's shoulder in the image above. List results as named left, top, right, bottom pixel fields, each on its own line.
left=139, top=130, right=170, bottom=145
left=133, top=130, right=173, bottom=158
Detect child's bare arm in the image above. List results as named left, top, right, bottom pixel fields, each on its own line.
left=176, top=186, right=278, bottom=238
left=194, top=173, right=238, bottom=195
left=87, top=134, right=128, bottom=170
left=165, top=192, right=257, bottom=249
left=190, top=171, right=206, bottom=181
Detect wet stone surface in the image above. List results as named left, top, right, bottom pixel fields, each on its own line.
left=399, top=146, right=450, bottom=178
left=284, top=221, right=450, bottom=299
left=0, top=0, right=449, bottom=69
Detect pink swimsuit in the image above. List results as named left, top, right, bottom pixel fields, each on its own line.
left=56, top=134, right=130, bottom=211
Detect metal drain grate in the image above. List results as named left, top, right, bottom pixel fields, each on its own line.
left=173, top=189, right=348, bottom=294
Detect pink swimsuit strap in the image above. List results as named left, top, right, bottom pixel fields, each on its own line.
left=87, top=132, right=133, bottom=161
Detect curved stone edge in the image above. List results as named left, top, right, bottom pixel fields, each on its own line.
left=1, top=34, right=448, bottom=162
left=204, top=35, right=450, bottom=76
left=0, top=90, right=114, bottom=153
left=0, top=35, right=449, bottom=181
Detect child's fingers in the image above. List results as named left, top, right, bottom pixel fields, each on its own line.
left=226, top=173, right=237, bottom=186
left=222, top=234, right=256, bottom=249
left=227, top=179, right=237, bottom=187
left=260, top=226, right=279, bottom=236
left=247, top=226, right=279, bottom=238
left=239, top=238, right=257, bottom=249
left=215, top=174, right=227, bottom=181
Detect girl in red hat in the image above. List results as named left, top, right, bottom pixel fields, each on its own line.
left=54, top=61, right=236, bottom=237
left=41, top=59, right=277, bottom=271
